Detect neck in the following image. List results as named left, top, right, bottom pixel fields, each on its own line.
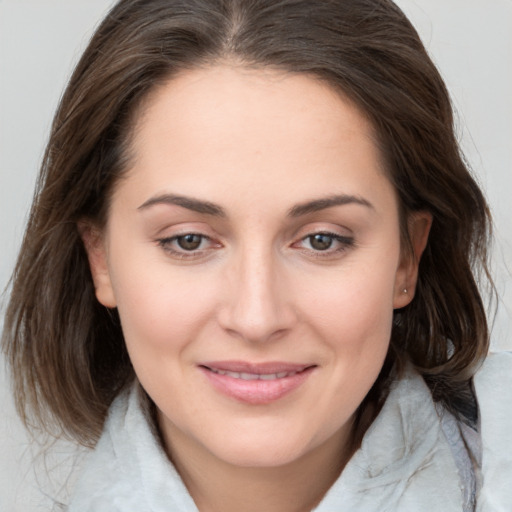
left=161, top=420, right=354, bottom=512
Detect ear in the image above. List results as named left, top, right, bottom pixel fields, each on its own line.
left=78, top=221, right=117, bottom=308
left=393, top=211, right=432, bottom=309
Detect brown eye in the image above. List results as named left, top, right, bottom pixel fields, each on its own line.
left=308, top=234, right=334, bottom=251
left=177, top=234, right=203, bottom=251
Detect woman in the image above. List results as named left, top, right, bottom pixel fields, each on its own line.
left=2, top=0, right=511, bottom=510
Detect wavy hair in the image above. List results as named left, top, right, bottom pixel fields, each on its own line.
left=2, top=0, right=493, bottom=446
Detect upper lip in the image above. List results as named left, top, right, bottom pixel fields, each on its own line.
left=200, top=361, right=315, bottom=374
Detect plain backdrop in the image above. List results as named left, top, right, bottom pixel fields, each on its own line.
left=1, top=0, right=511, bottom=510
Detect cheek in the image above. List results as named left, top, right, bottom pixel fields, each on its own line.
left=295, top=256, right=397, bottom=401
left=299, top=258, right=397, bottom=345
left=108, top=252, right=219, bottom=360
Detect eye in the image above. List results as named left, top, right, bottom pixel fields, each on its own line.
left=175, top=234, right=203, bottom=251
left=308, top=233, right=336, bottom=251
left=156, top=232, right=220, bottom=258
left=294, top=231, right=355, bottom=256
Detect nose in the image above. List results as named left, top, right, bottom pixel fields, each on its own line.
left=218, top=245, right=296, bottom=344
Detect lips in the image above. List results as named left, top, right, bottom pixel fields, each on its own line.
left=199, top=361, right=316, bottom=404
left=208, top=368, right=301, bottom=380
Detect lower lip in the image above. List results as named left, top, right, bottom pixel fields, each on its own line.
left=200, top=367, right=315, bottom=405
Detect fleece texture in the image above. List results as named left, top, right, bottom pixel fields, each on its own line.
left=68, top=353, right=512, bottom=511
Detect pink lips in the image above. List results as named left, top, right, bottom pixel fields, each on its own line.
left=199, top=361, right=316, bottom=405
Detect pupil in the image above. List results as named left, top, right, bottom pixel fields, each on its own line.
left=310, top=234, right=333, bottom=250
left=178, top=234, right=202, bottom=251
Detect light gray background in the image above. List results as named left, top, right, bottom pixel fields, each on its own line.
left=1, top=0, right=511, bottom=510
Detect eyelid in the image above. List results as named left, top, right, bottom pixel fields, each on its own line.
left=156, top=231, right=222, bottom=259
left=299, top=231, right=354, bottom=246
left=291, top=229, right=356, bottom=257
left=154, top=223, right=355, bottom=260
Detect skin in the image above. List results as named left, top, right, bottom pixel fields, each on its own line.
left=82, top=65, right=431, bottom=512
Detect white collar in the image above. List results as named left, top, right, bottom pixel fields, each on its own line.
left=71, top=366, right=465, bottom=511
left=314, top=366, right=463, bottom=511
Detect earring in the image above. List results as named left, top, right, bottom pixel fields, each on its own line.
left=403, top=288, right=408, bottom=294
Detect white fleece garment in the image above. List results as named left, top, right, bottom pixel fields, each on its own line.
left=68, top=353, right=512, bottom=511
left=475, top=353, right=512, bottom=511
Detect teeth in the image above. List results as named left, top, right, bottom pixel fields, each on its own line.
left=259, top=373, right=277, bottom=381
left=209, top=368, right=298, bottom=380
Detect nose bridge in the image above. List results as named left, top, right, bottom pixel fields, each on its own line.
left=220, top=240, right=293, bottom=342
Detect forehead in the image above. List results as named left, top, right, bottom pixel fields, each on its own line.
left=117, top=65, right=393, bottom=213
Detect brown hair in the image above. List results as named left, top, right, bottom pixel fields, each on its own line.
left=2, top=0, right=493, bottom=446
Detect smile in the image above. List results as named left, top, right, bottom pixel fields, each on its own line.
left=200, top=362, right=316, bottom=404
left=207, top=368, right=301, bottom=380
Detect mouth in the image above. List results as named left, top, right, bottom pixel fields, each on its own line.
left=199, top=361, right=316, bottom=404
left=207, top=368, right=304, bottom=380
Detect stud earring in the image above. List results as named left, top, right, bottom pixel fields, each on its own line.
left=403, top=288, right=408, bottom=294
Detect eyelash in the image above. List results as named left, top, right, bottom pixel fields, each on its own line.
left=156, top=231, right=355, bottom=260
left=294, top=232, right=355, bottom=258
left=156, top=233, right=217, bottom=259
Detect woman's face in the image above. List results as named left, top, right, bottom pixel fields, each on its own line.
left=85, top=66, right=427, bottom=470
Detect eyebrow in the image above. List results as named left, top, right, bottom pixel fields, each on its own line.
left=287, top=194, right=374, bottom=217
left=137, top=192, right=374, bottom=218
left=138, top=194, right=227, bottom=217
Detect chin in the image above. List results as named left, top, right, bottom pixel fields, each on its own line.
left=214, top=442, right=309, bottom=469
left=203, top=424, right=327, bottom=469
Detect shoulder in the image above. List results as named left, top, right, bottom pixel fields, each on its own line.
left=476, top=350, right=512, bottom=379
left=67, top=388, right=141, bottom=512
left=474, top=351, right=512, bottom=422
left=67, top=382, right=198, bottom=512
left=474, top=351, right=512, bottom=511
